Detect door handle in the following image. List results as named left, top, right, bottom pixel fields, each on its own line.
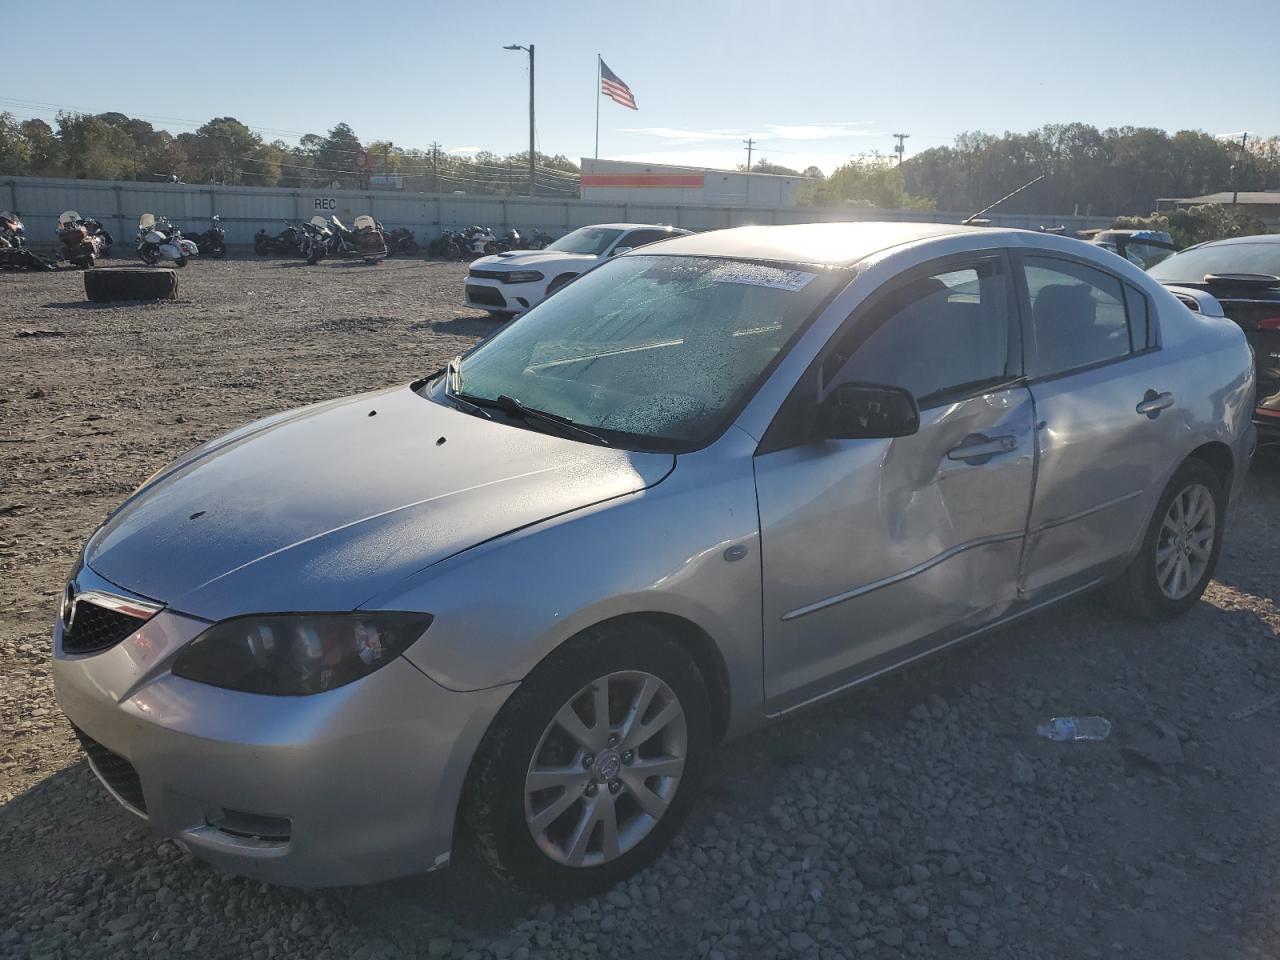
left=947, top=434, right=1018, bottom=464
left=1136, top=389, right=1174, bottom=418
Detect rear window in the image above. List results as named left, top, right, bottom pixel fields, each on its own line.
left=1148, top=242, right=1280, bottom=283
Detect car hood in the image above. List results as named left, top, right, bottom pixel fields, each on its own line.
left=85, top=385, right=674, bottom=621
left=473, top=250, right=598, bottom=271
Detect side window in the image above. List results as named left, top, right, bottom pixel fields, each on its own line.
left=1123, top=284, right=1153, bottom=349
left=1024, top=256, right=1134, bottom=377
left=823, top=258, right=1017, bottom=408
left=619, top=229, right=667, bottom=250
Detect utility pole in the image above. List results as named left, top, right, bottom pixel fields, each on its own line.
left=504, top=44, right=537, bottom=197
left=429, top=141, right=440, bottom=194
left=892, top=132, right=910, bottom=165
left=743, top=137, right=755, bottom=172
left=1232, top=131, right=1249, bottom=205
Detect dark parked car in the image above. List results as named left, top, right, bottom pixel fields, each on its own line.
left=1148, top=235, right=1280, bottom=446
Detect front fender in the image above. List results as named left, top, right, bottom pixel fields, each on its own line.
left=363, top=441, right=765, bottom=740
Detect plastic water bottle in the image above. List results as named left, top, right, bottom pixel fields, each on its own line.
left=1036, top=716, right=1112, bottom=742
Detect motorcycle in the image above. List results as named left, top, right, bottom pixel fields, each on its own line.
left=324, top=215, right=387, bottom=263
left=524, top=227, right=554, bottom=250
left=452, top=225, right=498, bottom=259
left=495, top=228, right=522, bottom=253
left=383, top=226, right=419, bottom=257
left=255, top=221, right=302, bottom=257
left=136, top=213, right=198, bottom=267
left=183, top=215, right=227, bottom=259
left=300, top=216, right=332, bottom=265
left=428, top=228, right=467, bottom=260
left=0, top=211, right=55, bottom=270
left=56, top=210, right=114, bottom=268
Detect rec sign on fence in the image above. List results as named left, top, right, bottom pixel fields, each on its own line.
left=313, top=198, right=337, bottom=211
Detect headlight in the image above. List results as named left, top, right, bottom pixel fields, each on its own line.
left=503, top=270, right=544, bottom=283
left=172, top=612, right=433, bottom=696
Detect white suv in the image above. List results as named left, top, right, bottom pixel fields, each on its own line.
left=463, top=223, right=690, bottom=318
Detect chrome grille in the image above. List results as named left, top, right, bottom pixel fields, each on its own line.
left=62, top=598, right=150, bottom=654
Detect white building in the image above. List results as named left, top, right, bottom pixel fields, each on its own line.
left=579, top=158, right=812, bottom=208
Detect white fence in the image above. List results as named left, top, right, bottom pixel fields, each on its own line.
left=2, top=176, right=1115, bottom=252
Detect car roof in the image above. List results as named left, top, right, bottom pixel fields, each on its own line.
left=647, top=221, right=1004, bottom=267
left=1186, top=233, right=1280, bottom=248
left=582, top=223, right=689, bottom=233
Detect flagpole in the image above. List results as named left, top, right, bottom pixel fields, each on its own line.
left=594, top=54, right=601, bottom=159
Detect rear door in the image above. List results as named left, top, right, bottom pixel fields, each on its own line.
left=1017, top=253, right=1178, bottom=597
left=756, top=252, right=1036, bottom=713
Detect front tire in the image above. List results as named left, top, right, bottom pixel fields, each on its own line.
left=208, top=240, right=227, bottom=259
left=460, top=622, right=711, bottom=897
left=1106, top=459, right=1225, bottom=619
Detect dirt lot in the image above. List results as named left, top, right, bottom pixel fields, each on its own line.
left=2, top=257, right=1280, bottom=960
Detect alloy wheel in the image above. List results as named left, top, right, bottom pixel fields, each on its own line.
left=1156, top=482, right=1216, bottom=600
left=524, top=670, right=687, bottom=868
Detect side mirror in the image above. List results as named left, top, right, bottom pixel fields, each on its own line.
left=610, top=246, right=633, bottom=257
left=817, top=383, right=920, bottom=440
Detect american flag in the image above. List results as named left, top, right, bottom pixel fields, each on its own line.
left=600, top=59, right=637, bottom=111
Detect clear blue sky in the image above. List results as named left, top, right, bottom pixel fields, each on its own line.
left=6, top=0, right=1277, bottom=174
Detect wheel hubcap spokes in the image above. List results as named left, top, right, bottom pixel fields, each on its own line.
left=1156, top=483, right=1216, bottom=600
left=524, top=670, right=687, bottom=868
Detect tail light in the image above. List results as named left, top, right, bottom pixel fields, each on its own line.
left=1259, top=317, right=1280, bottom=331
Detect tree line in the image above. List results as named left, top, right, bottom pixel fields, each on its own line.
left=2, top=112, right=1277, bottom=222
left=798, top=123, right=1279, bottom=218
left=0, top=111, right=581, bottom=196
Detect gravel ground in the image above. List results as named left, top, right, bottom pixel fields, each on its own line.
left=3, top=257, right=1280, bottom=960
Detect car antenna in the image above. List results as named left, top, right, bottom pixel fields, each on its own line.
left=961, top=173, right=1047, bottom=225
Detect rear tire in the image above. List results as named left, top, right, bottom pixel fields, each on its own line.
left=1106, top=459, right=1225, bottom=620
left=254, top=236, right=270, bottom=256
left=459, top=621, right=711, bottom=898
left=84, top=267, right=178, bottom=302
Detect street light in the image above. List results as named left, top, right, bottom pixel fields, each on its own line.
left=504, top=43, right=536, bottom=198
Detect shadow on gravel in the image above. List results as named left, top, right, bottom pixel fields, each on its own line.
left=420, top=316, right=504, bottom=339
left=0, top=759, right=134, bottom=892
left=42, top=301, right=133, bottom=311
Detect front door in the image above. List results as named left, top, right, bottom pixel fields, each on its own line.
left=755, top=253, right=1036, bottom=714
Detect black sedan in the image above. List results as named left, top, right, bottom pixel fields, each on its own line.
left=1149, top=234, right=1280, bottom=445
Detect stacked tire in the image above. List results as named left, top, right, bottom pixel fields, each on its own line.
left=84, top=267, right=178, bottom=303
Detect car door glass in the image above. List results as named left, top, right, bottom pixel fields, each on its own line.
left=1024, top=257, right=1133, bottom=376
left=825, top=260, right=1016, bottom=408
left=620, top=230, right=666, bottom=249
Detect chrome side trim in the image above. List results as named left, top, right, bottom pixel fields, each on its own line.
left=780, top=531, right=1024, bottom=622
left=76, top=589, right=163, bottom=620
left=769, top=574, right=1108, bottom=718
left=1030, top=489, right=1143, bottom=535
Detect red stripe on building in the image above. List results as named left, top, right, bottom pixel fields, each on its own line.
left=580, top=174, right=705, bottom=188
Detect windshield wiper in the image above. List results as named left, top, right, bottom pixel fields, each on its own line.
left=461, top=392, right=610, bottom=446
left=443, top=357, right=493, bottom=420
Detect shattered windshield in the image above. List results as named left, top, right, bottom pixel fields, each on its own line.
left=454, top=255, right=846, bottom=449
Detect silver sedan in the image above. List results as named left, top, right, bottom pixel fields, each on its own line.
left=53, top=222, right=1255, bottom=895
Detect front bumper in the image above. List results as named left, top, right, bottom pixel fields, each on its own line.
left=463, top=274, right=547, bottom=315
left=53, top=602, right=513, bottom=887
